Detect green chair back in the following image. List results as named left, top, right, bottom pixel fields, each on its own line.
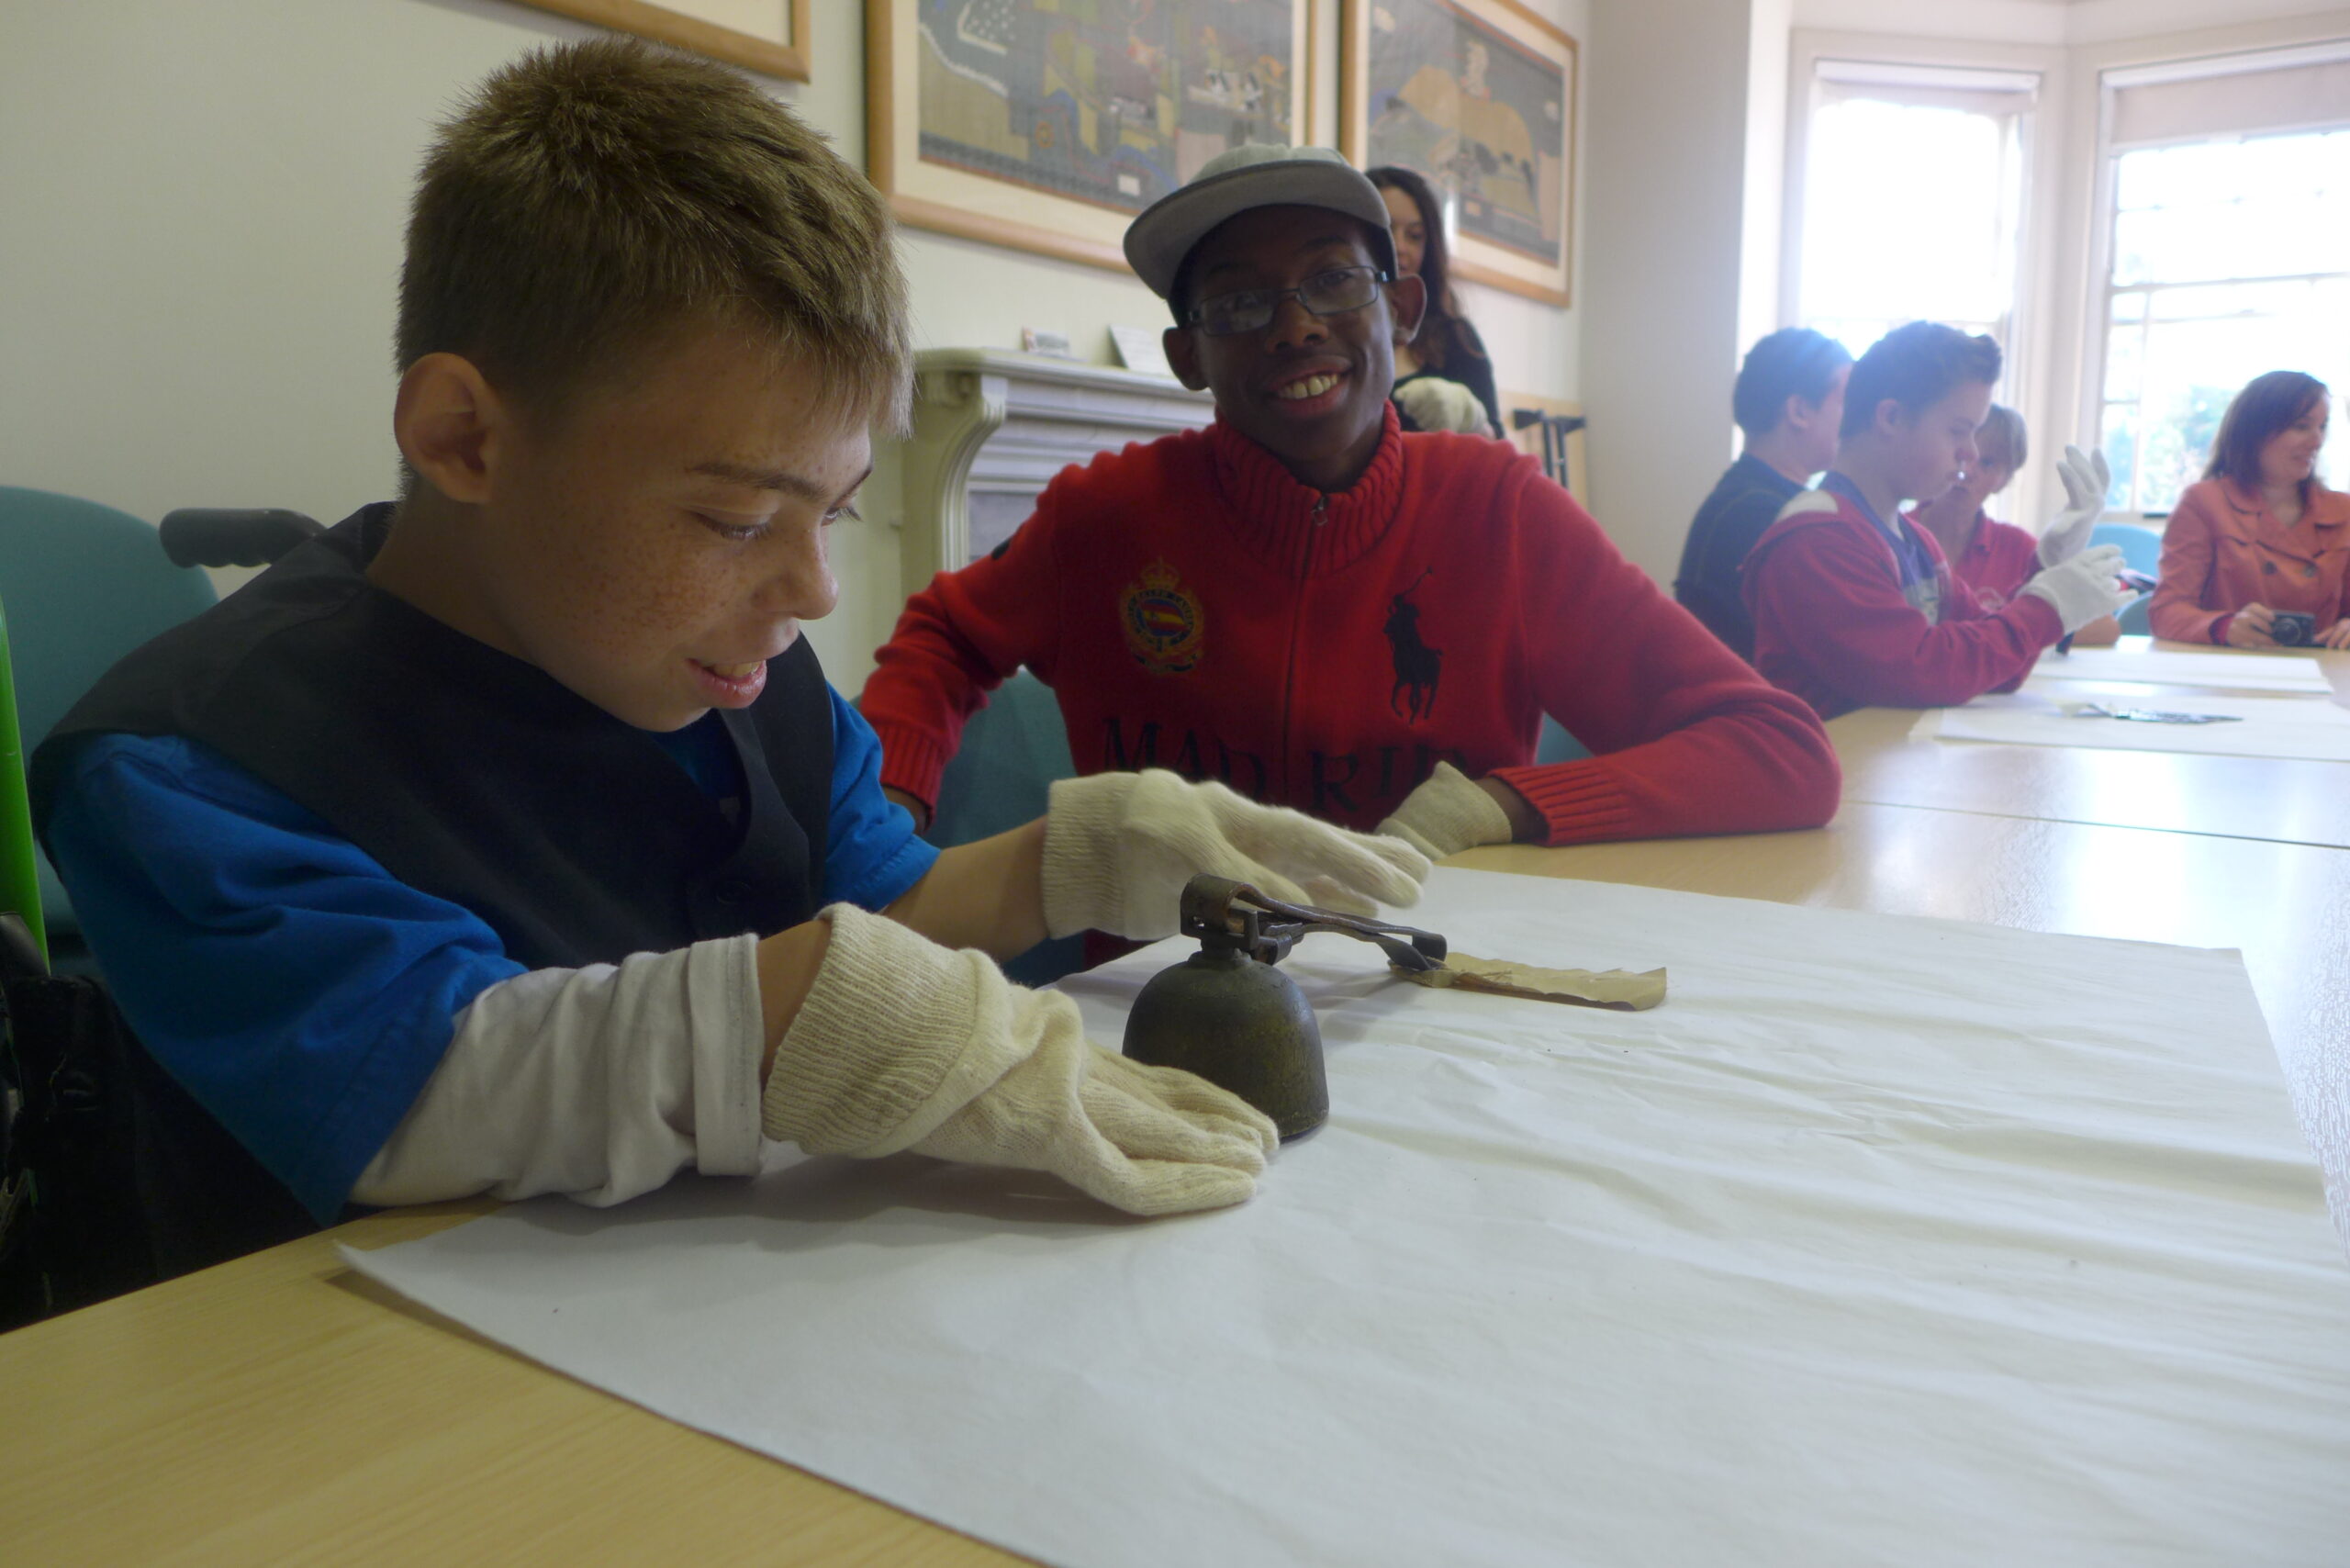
left=0, top=596, right=47, bottom=962
left=1535, top=715, right=1591, bottom=764
left=924, top=669, right=1079, bottom=850
left=917, top=670, right=1082, bottom=985
left=0, top=487, right=219, bottom=938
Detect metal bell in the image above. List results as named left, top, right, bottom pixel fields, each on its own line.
left=1121, top=876, right=1447, bottom=1142
left=1125, top=942, right=1328, bottom=1140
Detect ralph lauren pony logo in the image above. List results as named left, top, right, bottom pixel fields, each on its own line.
left=1121, top=558, right=1204, bottom=674
left=1385, top=569, right=1442, bottom=723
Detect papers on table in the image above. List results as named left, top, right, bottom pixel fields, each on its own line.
left=345, top=870, right=2350, bottom=1568
left=1917, top=689, right=2350, bottom=760
left=2032, top=644, right=2333, bottom=692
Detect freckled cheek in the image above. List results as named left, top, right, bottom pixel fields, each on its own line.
left=549, top=537, right=735, bottom=663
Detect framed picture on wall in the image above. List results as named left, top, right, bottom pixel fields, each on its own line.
left=1339, top=0, right=1576, bottom=306
left=867, top=0, right=1320, bottom=274
left=509, top=1, right=810, bottom=82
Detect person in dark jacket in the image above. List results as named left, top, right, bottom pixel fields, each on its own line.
left=1674, top=328, right=1851, bottom=660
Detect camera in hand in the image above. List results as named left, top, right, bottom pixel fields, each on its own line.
left=2269, top=610, right=2318, bottom=646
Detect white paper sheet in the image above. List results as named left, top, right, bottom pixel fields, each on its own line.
left=1916, top=689, right=2350, bottom=759
left=345, top=872, right=2350, bottom=1568
left=2032, top=644, right=2333, bottom=692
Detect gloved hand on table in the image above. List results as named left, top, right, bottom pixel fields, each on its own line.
left=1375, top=761, right=1517, bottom=860
left=1040, top=768, right=1429, bottom=939
left=765, top=904, right=1279, bottom=1215
left=2021, top=543, right=2133, bottom=633
left=2036, top=444, right=2112, bottom=568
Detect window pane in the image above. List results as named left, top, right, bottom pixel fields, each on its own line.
left=2102, top=403, right=2139, bottom=510
left=2149, top=278, right=2311, bottom=321
left=2105, top=319, right=2143, bottom=403
left=2099, top=127, right=2350, bottom=512
left=2111, top=130, right=2350, bottom=286
left=1798, top=95, right=2022, bottom=361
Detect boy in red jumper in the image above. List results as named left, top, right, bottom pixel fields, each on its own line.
left=860, top=147, right=1839, bottom=863
left=1741, top=323, right=2130, bottom=720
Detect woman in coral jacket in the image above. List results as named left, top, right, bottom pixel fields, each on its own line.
left=2147, top=371, right=2350, bottom=648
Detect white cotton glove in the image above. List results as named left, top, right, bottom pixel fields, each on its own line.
left=1041, top=769, right=1430, bottom=939
left=1374, top=762, right=1516, bottom=860
left=763, top=904, right=1278, bottom=1215
left=1393, top=375, right=1490, bottom=434
left=2036, top=444, right=2111, bottom=567
left=2020, top=543, right=2132, bottom=634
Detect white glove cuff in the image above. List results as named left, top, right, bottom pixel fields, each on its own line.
left=762, top=905, right=1020, bottom=1156
left=1039, top=771, right=1132, bottom=939
left=1375, top=762, right=1515, bottom=859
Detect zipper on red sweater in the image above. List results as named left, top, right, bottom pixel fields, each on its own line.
left=1279, top=498, right=1323, bottom=801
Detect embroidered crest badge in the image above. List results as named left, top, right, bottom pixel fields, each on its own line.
left=1121, top=559, right=1204, bottom=674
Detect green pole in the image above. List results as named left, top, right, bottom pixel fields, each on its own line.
left=0, top=594, right=50, bottom=966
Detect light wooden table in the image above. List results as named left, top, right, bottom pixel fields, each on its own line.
left=1830, top=644, right=2350, bottom=848
left=9, top=722, right=2350, bottom=1565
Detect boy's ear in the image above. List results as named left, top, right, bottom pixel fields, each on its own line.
left=394, top=353, right=509, bottom=506
left=1385, top=273, right=1429, bottom=345
left=1164, top=325, right=1208, bottom=392
left=1783, top=391, right=1816, bottom=432
left=1871, top=397, right=1910, bottom=440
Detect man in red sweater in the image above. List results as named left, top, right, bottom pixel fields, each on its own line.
left=861, top=146, right=1840, bottom=862
left=1741, top=323, right=2132, bottom=720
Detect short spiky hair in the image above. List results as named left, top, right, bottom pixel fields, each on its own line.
left=398, top=39, right=911, bottom=432
left=1841, top=321, right=2001, bottom=439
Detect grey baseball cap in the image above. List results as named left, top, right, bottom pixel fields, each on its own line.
left=1124, top=144, right=1399, bottom=303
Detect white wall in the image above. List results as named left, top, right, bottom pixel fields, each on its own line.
left=1739, top=0, right=1794, bottom=370
left=1578, top=0, right=1763, bottom=587
left=0, top=0, right=1586, bottom=687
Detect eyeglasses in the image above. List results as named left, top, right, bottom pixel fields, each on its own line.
left=1185, top=265, right=1391, bottom=338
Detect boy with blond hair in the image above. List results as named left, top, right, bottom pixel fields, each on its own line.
left=33, top=41, right=1426, bottom=1248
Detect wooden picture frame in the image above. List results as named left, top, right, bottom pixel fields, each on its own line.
left=1339, top=0, right=1575, bottom=307
left=867, top=0, right=1319, bottom=274
left=508, top=1, right=810, bottom=83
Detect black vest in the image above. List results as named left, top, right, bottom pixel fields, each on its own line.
left=32, top=504, right=834, bottom=969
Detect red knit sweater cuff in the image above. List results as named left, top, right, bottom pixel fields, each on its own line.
left=867, top=721, right=955, bottom=813
left=1488, top=761, right=1638, bottom=846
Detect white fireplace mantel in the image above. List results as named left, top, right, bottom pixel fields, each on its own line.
left=897, top=348, right=1213, bottom=597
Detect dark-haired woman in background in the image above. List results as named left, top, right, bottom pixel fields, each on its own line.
left=2147, top=370, right=2350, bottom=648
left=1368, top=166, right=1501, bottom=437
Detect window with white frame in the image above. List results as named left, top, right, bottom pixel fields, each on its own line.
left=2096, top=45, right=2350, bottom=516
left=1792, top=61, right=2036, bottom=377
